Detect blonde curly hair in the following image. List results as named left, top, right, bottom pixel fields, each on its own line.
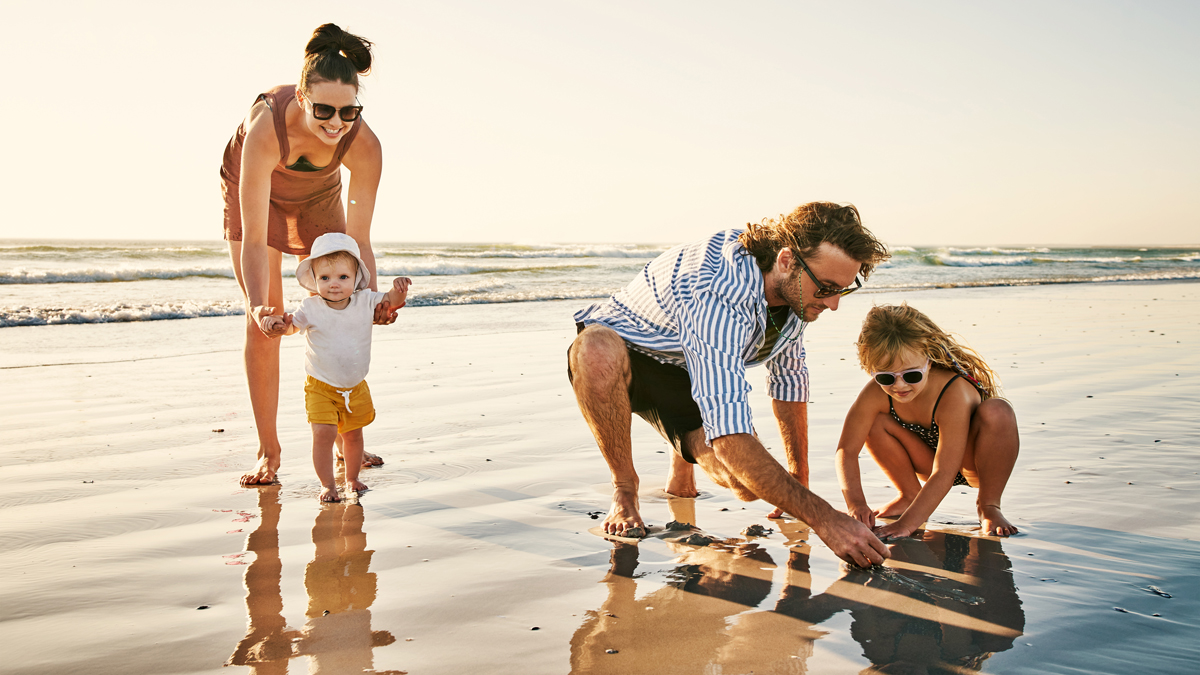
left=857, top=303, right=1001, bottom=398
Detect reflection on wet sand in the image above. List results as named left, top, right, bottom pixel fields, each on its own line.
left=571, top=501, right=1024, bottom=674
left=227, top=486, right=401, bottom=674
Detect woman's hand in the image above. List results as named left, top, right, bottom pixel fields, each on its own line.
left=372, top=300, right=398, bottom=325
left=873, top=519, right=917, bottom=541
left=251, top=306, right=287, bottom=338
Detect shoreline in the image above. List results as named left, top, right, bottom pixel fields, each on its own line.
left=1, top=280, right=1197, bottom=673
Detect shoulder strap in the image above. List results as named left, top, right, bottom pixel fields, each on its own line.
left=256, top=86, right=293, bottom=161
left=930, top=375, right=961, bottom=424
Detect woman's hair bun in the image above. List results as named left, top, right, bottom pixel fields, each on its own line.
left=300, top=23, right=373, bottom=92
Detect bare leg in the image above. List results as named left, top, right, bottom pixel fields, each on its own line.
left=864, top=413, right=934, bottom=518
left=569, top=326, right=644, bottom=537
left=962, top=399, right=1020, bottom=536
left=335, top=434, right=384, bottom=467
left=339, top=428, right=368, bottom=493
left=312, top=423, right=340, bottom=502
left=229, top=241, right=286, bottom=486
left=665, top=446, right=699, bottom=497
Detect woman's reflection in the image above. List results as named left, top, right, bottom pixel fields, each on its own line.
left=571, top=505, right=1024, bottom=674
left=227, top=487, right=398, bottom=673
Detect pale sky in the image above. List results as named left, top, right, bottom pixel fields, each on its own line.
left=5, top=0, right=1197, bottom=246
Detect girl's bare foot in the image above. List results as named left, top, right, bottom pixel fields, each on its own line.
left=979, top=504, right=1018, bottom=536
left=319, top=486, right=341, bottom=502
left=873, top=494, right=913, bottom=519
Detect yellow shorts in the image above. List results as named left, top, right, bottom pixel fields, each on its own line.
left=304, top=376, right=376, bottom=434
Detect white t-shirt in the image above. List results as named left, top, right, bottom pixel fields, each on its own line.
left=291, top=290, right=389, bottom=388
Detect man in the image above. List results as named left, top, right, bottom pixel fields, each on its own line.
left=568, top=202, right=891, bottom=567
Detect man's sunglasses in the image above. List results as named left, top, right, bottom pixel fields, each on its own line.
left=872, top=360, right=930, bottom=386
left=795, top=255, right=862, bottom=299
left=307, top=100, right=364, bottom=122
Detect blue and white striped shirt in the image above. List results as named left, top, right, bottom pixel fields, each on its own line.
left=574, top=229, right=809, bottom=444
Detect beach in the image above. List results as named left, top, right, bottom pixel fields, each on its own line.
left=1, top=280, right=1198, bottom=674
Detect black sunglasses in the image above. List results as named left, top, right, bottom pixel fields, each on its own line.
left=307, top=100, right=364, bottom=122
left=795, top=255, right=862, bottom=299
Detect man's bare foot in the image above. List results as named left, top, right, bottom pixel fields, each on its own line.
left=872, top=494, right=913, bottom=519
left=319, top=486, right=341, bottom=502
left=604, top=488, right=646, bottom=538
left=979, top=504, right=1018, bottom=536
left=337, top=450, right=384, bottom=467
left=240, top=454, right=280, bottom=486
left=664, top=452, right=699, bottom=498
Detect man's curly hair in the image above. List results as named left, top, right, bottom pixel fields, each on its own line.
left=738, top=202, right=890, bottom=277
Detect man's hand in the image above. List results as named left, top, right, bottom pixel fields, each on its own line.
left=251, top=306, right=286, bottom=338
left=372, top=300, right=397, bottom=325
left=812, top=510, right=890, bottom=567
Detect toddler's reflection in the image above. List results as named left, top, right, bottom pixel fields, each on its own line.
left=227, top=487, right=399, bottom=673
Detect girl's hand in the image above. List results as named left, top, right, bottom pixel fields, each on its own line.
left=873, top=520, right=917, bottom=541
left=847, top=503, right=876, bottom=529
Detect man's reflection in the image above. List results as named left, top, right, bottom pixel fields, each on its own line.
left=570, top=506, right=1024, bottom=674
left=227, top=488, right=398, bottom=673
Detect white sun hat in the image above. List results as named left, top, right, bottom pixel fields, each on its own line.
left=295, top=233, right=370, bottom=293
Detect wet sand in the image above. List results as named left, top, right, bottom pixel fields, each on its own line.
left=1, top=281, right=1197, bottom=674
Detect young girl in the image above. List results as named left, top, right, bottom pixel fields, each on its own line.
left=836, top=304, right=1019, bottom=538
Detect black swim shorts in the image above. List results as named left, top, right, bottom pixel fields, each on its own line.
left=568, top=324, right=704, bottom=463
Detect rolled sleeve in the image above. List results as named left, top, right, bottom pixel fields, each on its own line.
left=677, top=287, right=757, bottom=445
left=767, top=339, right=809, bottom=402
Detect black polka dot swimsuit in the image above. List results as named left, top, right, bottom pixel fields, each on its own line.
left=889, top=374, right=980, bottom=487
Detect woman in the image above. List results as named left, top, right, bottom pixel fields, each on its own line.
left=221, top=24, right=390, bottom=486
left=835, top=304, right=1020, bottom=537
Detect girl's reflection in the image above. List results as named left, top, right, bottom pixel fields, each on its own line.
left=227, top=487, right=398, bottom=673
left=571, top=505, right=1024, bottom=674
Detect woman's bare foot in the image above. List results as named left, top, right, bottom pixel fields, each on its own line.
left=319, top=486, right=341, bottom=502
left=873, top=494, right=913, bottom=519
left=240, top=452, right=280, bottom=486
left=337, top=450, right=384, bottom=467
left=604, top=487, right=646, bottom=538
left=665, top=452, right=699, bottom=498
left=979, top=504, right=1018, bottom=536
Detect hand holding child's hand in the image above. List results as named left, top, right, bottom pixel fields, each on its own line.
left=255, top=309, right=288, bottom=338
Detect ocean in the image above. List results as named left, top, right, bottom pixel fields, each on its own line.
left=1, top=239, right=1197, bottom=328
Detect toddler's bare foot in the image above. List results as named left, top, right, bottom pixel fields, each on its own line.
left=979, top=504, right=1018, bottom=536
left=240, top=453, right=280, bottom=486
left=873, top=494, right=913, bottom=519
left=348, top=478, right=368, bottom=493
left=319, top=486, right=341, bottom=502
left=337, top=450, right=384, bottom=467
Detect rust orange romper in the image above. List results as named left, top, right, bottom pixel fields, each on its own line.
left=220, top=85, right=364, bottom=255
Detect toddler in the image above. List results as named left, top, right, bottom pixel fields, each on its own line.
left=262, top=233, right=411, bottom=502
